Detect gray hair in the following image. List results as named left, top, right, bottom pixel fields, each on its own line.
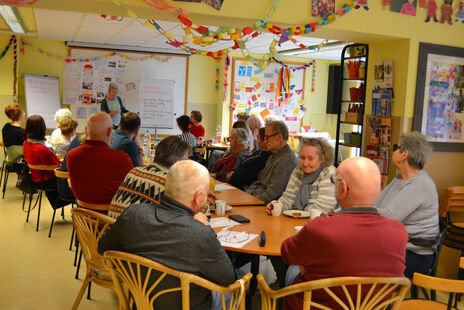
left=300, top=138, right=334, bottom=168
left=231, top=128, right=249, bottom=146
left=54, top=108, right=72, bottom=127
left=399, top=131, right=432, bottom=170
left=264, top=115, right=279, bottom=125
left=108, top=83, right=118, bottom=92
left=266, top=120, right=289, bottom=141
left=165, top=160, right=209, bottom=201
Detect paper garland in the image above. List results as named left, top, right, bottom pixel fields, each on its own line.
left=20, top=39, right=172, bottom=63
left=0, top=35, right=15, bottom=60
left=0, top=0, right=38, bottom=5
left=223, top=55, right=230, bottom=101
left=215, top=60, right=220, bottom=90
left=271, top=57, right=316, bottom=71
left=311, top=63, right=316, bottom=92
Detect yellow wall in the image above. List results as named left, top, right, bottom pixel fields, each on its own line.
left=0, top=35, right=16, bottom=134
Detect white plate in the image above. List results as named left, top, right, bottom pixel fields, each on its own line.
left=283, top=210, right=310, bottom=218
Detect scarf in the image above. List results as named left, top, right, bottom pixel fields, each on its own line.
left=295, top=166, right=324, bottom=210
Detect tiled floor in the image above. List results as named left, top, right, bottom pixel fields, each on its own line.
left=0, top=173, right=462, bottom=309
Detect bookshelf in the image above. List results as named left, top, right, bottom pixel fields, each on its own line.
left=334, top=43, right=369, bottom=166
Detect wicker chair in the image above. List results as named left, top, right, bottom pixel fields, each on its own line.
left=257, top=274, right=410, bottom=310
left=104, top=250, right=252, bottom=310
left=70, top=208, right=119, bottom=310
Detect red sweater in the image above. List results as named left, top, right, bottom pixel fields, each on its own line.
left=281, top=208, right=407, bottom=310
left=23, top=141, right=60, bottom=182
left=67, top=140, right=133, bottom=206
left=190, top=124, right=205, bottom=139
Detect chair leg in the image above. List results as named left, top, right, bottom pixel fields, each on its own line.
left=2, top=170, right=9, bottom=199
left=22, top=192, right=26, bottom=210
left=35, top=190, right=43, bottom=232
left=26, top=193, right=34, bottom=222
left=61, top=207, right=65, bottom=220
left=87, top=281, right=92, bottom=300
left=75, top=250, right=82, bottom=279
left=0, top=161, right=5, bottom=189
left=74, top=240, right=79, bottom=266
left=71, top=274, right=91, bottom=310
left=410, top=285, right=418, bottom=298
left=69, top=226, right=75, bottom=251
left=48, top=209, right=56, bottom=238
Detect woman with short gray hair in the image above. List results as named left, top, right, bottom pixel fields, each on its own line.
left=100, top=82, right=129, bottom=129
left=375, top=131, right=439, bottom=278
left=210, top=128, right=250, bottom=181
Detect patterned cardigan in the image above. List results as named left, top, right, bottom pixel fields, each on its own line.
left=278, top=165, right=337, bottom=213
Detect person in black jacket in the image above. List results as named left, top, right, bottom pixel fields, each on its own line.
left=100, top=83, right=128, bottom=129
left=2, top=103, right=25, bottom=147
left=227, top=127, right=271, bottom=190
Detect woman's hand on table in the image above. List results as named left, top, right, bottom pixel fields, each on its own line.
left=265, top=201, right=276, bottom=215
left=193, top=212, right=209, bottom=226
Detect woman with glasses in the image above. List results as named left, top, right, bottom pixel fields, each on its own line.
left=375, top=131, right=439, bottom=278
left=266, top=138, right=337, bottom=215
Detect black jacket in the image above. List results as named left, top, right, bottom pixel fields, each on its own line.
left=98, top=197, right=235, bottom=310
left=229, top=150, right=272, bottom=190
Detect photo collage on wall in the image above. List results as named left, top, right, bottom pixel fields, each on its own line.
left=63, top=55, right=127, bottom=120
left=232, top=59, right=306, bottom=134
left=423, top=54, right=464, bottom=142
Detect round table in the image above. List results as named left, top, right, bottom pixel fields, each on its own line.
left=212, top=206, right=308, bottom=294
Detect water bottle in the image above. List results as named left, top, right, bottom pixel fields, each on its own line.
left=216, top=123, right=222, bottom=144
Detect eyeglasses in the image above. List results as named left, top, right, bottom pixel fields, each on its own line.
left=264, top=132, right=279, bottom=140
left=393, top=144, right=401, bottom=152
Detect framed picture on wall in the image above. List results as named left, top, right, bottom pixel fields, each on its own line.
left=413, top=42, right=464, bottom=152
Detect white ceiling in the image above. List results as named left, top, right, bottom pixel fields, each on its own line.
left=34, top=8, right=344, bottom=60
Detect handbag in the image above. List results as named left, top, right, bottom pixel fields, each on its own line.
left=15, top=159, right=37, bottom=194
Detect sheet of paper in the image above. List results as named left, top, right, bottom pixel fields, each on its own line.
left=209, top=217, right=240, bottom=228
left=217, top=230, right=258, bottom=249
left=215, top=183, right=235, bottom=191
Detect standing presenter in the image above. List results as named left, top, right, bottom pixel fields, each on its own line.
left=100, top=83, right=128, bottom=129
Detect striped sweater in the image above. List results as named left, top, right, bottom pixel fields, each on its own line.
left=278, top=165, right=337, bottom=213
left=108, top=163, right=167, bottom=219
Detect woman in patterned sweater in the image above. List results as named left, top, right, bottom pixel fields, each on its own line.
left=266, top=138, right=337, bottom=214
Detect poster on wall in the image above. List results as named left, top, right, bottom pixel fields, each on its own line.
left=390, top=0, right=417, bottom=16
left=63, top=55, right=127, bottom=118
left=413, top=42, right=464, bottom=152
left=312, top=0, right=335, bottom=17
left=231, top=59, right=307, bottom=134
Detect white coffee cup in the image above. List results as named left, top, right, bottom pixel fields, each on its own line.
left=310, top=209, right=322, bottom=220
left=294, top=226, right=303, bottom=234
left=271, top=201, right=282, bottom=217
left=215, top=200, right=227, bottom=217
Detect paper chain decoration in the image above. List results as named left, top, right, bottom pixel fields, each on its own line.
left=312, top=62, right=316, bottom=92
left=113, top=0, right=352, bottom=68
left=271, top=57, right=316, bottom=71
left=223, top=55, right=230, bottom=101
left=0, top=0, right=38, bottom=5
left=0, top=35, right=15, bottom=60
left=0, top=35, right=18, bottom=102
left=20, top=38, right=172, bottom=63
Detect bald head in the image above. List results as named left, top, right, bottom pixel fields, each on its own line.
left=86, top=112, right=113, bottom=144
left=165, top=160, right=210, bottom=213
left=336, top=157, right=381, bottom=209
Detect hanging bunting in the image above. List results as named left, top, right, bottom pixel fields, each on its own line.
left=11, top=36, right=18, bottom=102
left=223, top=55, right=230, bottom=102
left=20, top=38, right=172, bottom=63
left=271, top=57, right=316, bottom=71
left=215, top=60, right=220, bottom=90
left=311, top=62, right=317, bottom=92
left=0, top=0, right=38, bottom=5
left=0, top=35, right=15, bottom=60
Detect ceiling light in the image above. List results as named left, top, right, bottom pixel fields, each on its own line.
left=278, top=41, right=347, bottom=56
left=0, top=5, right=27, bottom=34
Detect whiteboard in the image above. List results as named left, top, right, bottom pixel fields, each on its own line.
left=66, top=48, right=188, bottom=135
left=139, top=79, right=174, bottom=128
left=24, top=74, right=61, bottom=129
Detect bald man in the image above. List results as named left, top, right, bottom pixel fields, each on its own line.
left=67, top=112, right=133, bottom=211
left=99, top=160, right=235, bottom=310
left=281, top=157, right=408, bottom=310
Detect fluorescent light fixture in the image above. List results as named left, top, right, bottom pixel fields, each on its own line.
left=278, top=41, right=347, bottom=56
left=0, top=5, right=26, bottom=34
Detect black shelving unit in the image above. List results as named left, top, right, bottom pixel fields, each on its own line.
left=334, top=43, right=369, bottom=166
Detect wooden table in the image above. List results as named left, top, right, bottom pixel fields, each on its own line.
left=215, top=183, right=264, bottom=206
left=212, top=207, right=308, bottom=294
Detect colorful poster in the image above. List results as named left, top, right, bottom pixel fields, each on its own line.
left=312, top=0, right=335, bottom=17
left=422, top=54, right=464, bottom=142
left=391, top=0, right=417, bottom=15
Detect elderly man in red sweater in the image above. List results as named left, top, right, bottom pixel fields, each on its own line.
left=67, top=112, right=133, bottom=213
left=281, top=157, right=408, bottom=310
